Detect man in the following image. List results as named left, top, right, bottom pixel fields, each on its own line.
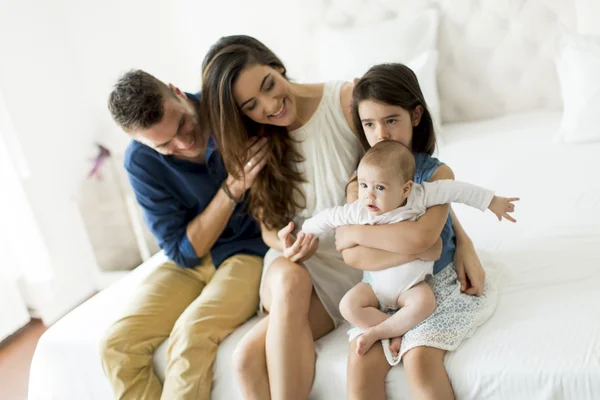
left=100, top=69, right=269, bottom=400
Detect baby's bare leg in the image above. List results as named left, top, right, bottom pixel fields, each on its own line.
left=339, top=282, right=388, bottom=329
left=359, top=282, right=436, bottom=356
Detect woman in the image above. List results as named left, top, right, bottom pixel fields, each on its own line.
left=340, top=63, right=498, bottom=399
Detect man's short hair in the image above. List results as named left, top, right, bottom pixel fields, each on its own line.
left=360, top=140, right=416, bottom=183
left=107, top=69, right=174, bottom=133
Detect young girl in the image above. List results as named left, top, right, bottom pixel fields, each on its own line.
left=339, top=63, right=499, bottom=399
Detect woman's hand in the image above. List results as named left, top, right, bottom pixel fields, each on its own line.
left=335, top=225, right=358, bottom=252
left=227, top=137, right=269, bottom=199
left=278, top=222, right=319, bottom=264
left=454, top=239, right=485, bottom=296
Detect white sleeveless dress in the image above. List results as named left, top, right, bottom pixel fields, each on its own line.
left=259, top=81, right=364, bottom=326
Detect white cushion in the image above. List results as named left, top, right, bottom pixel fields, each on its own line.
left=314, top=9, right=442, bottom=133
left=406, top=50, right=442, bottom=137
left=313, top=0, right=578, bottom=122
left=575, top=0, right=600, bottom=35
left=555, top=32, right=600, bottom=144
left=315, top=9, right=439, bottom=82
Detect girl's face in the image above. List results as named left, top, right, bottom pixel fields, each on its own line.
left=358, top=99, right=422, bottom=148
left=232, top=64, right=297, bottom=127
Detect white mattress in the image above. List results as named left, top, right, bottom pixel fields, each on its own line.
left=29, top=111, right=600, bottom=399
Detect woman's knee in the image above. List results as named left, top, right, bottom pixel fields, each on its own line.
left=268, top=257, right=313, bottom=301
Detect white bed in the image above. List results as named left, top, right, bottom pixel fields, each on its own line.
left=29, top=111, right=600, bottom=399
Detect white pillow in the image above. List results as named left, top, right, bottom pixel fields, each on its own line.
left=575, top=0, right=600, bottom=35
left=315, top=8, right=439, bottom=81
left=556, top=32, right=600, bottom=144
left=314, top=8, right=442, bottom=133
left=406, top=51, right=442, bottom=138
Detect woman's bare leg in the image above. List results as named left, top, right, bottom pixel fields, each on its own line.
left=263, top=257, right=334, bottom=400
left=233, top=316, right=271, bottom=400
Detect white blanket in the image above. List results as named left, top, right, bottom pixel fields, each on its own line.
left=29, top=111, right=600, bottom=399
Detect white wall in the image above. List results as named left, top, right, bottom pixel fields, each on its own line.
left=62, top=0, right=320, bottom=155
left=0, top=0, right=320, bottom=324
left=0, top=0, right=100, bottom=324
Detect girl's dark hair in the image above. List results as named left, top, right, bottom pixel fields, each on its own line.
left=200, top=35, right=305, bottom=230
left=352, top=63, right=437, bottom=155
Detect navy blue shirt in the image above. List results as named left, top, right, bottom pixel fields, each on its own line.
left=123, top=95, right=267, bottom=268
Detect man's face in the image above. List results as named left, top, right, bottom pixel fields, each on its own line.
left=134, top=87, right=206, bottom=160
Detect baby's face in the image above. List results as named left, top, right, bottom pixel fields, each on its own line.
left=357, top=163, right=410, bottom=215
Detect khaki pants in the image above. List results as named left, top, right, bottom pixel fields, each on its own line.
left=100, top=254, right=263, bottom=400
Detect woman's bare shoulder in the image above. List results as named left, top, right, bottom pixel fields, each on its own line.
left=339, top=81, right=356, bottom=133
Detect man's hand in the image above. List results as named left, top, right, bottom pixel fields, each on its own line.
left=278, top=222, right=319, bottom=264
left=227, top=137, right=269, bottom=199
left=488, top=196, right=519, bottom=223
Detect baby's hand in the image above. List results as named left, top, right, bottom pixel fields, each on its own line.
left=488, top=196, right=519, bottom=223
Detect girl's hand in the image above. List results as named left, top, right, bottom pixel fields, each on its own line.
left=488, top=196, right=519, bottom=223
left=454, top=239, right=485, bottom=296
left=335, top=225, right=358, bottom=252
left=227, top=137, right=269, bottom=199
left=278, top=222, right=319, bottom=264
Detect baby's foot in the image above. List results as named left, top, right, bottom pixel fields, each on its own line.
left=389, top=337, right=402, bottom=357
left=356, top=330, right=378, bottom=356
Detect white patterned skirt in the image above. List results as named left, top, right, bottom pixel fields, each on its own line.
left=349, top=262, right=499, bottom=365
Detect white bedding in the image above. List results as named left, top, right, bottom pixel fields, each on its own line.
left=29, top=111, right=600, bottom=399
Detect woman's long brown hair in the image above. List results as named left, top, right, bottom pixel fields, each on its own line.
left=352, top=63, right=437, bottom=155
left=200, top=35, right=305, bottom=230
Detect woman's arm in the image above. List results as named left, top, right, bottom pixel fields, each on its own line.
left=337, top=164, right=455, bottom=254
left=261, top=222, right=282, bottom=251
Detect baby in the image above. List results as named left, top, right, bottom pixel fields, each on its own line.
left=301, top=140, right=518, bottom=363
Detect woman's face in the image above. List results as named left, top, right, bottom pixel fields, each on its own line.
left=358, top=99, right=422, bottom=148
left=232, top=64, right=297, bottom=127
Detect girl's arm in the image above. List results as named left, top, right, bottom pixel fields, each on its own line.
left=451, top=209, right=486, bottom=296
left=337, top=164, right=455, bottom=254
left=451, top=208, right=471, bottom=247
left=340, top=172, right=442, bottom=270
left=342, top=239, right=442, bottom=271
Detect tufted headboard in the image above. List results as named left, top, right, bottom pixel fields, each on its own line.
left=317, top=0, right=577, bottom=123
